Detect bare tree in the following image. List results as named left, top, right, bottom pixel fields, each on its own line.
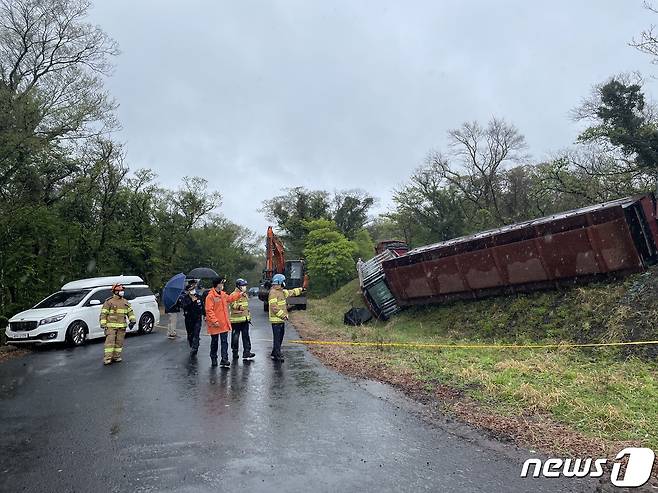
left=631, top=1, right=658, bottom=63
left=430, top=117, right=527, bottom=224
left=535, top=147, right=653, bottom=209
left=0, top=0, right=120, bottom=140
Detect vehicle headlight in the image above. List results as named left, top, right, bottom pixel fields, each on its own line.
left=39, top=313, right=67, bottom=326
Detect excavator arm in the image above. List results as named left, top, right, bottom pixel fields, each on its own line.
left=260, top=226, right=308, bottom=310
left=265, top=226, right=286, bottom=278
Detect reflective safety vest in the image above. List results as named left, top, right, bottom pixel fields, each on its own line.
left=100, top=295, right=136, bottom=329
left=229, top=289, right=251, bottom=323
left=268, top=286, right=303, bottom=323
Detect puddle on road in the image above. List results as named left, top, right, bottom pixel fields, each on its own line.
left=162, top=343, right=332, bottom=406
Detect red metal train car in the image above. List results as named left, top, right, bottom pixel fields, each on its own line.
left=380, top=194, right=658, bottom=308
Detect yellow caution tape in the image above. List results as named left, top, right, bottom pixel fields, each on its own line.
left=289, top=339, right=658, bottom=350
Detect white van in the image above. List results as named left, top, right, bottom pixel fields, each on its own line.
left=5, top=275, right=160, bottom=346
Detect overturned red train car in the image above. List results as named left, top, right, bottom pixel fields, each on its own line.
left=381, top=195, right=658, bottom=308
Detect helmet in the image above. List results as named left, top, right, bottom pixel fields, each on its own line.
left=236, top=278, right=248, bottom=287
left=272, top=274, right=286, bottom=285
left=111, top=283, right=124, bottom=293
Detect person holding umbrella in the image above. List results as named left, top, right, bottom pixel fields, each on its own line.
left=180, top=280, right=204, bottom=356
left=187, top=267, right=220, bottom=280
left=204, top=276, right=243, bottom=368
left=162, top=273, right=186, bottom=340
left=164, top=302, right=181, bottom=339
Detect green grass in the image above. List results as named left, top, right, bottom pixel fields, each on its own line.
left=405, top=348, right=658, bottom=444
left=301, top=273, right=658, bottom=449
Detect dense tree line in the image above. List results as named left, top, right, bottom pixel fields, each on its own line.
left=261, top=188, right=375, bottom=296
left=261, top=187, right=375, bottom=256
left=0, top=0, right=257, bottom=321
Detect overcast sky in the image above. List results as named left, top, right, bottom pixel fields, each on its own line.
left=89, top=0, right=655, bottom=234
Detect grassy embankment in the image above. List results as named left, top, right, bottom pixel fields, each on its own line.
left=292, top=269, right=658, bottom=456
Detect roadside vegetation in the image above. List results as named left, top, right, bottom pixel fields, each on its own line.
left=0, top=0, right=260, bottom=327
left=293, top=271, right=658, bottom=454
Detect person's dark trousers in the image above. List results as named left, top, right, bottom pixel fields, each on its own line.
left=231, top=321, right=252, bottom=356
left=185, top=318, right=202, bottom=350
left=271, top=323, right=285, bottom=357
left=210, top=332, right=229, bottom=361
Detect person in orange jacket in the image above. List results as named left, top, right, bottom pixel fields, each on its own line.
left=204, top=276, right=243, bottom=368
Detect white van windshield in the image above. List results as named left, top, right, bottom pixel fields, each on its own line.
left=34, top=290, right=91, bottom=308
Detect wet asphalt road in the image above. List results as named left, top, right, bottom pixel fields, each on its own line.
left=0, top=300, right=594, bottom=492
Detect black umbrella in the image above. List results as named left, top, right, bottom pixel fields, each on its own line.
left=187, top=267, right=219, bottom=279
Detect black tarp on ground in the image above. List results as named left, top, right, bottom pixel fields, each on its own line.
left=343, top=307, right=373, bottom=326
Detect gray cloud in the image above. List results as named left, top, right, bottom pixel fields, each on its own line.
left=89, top=0, right=654, bottom=233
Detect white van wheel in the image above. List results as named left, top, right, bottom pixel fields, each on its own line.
left=66, top=321, right=87, bottom=347
left=139, top=313, right=154, bottom=334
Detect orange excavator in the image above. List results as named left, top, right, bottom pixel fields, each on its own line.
left=258, top=226, right=308, bottom=311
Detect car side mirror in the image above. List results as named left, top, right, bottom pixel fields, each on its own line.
left=89, top=299, right=101, bottom=306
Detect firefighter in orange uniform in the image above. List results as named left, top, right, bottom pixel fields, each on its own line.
left=204, top=277, right=243, bottom=368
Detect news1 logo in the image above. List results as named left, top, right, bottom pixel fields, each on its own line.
left=521, top=447, right=655, bottom=488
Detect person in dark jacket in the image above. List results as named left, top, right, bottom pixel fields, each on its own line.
left=180, top=280, right=205, bottom=357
